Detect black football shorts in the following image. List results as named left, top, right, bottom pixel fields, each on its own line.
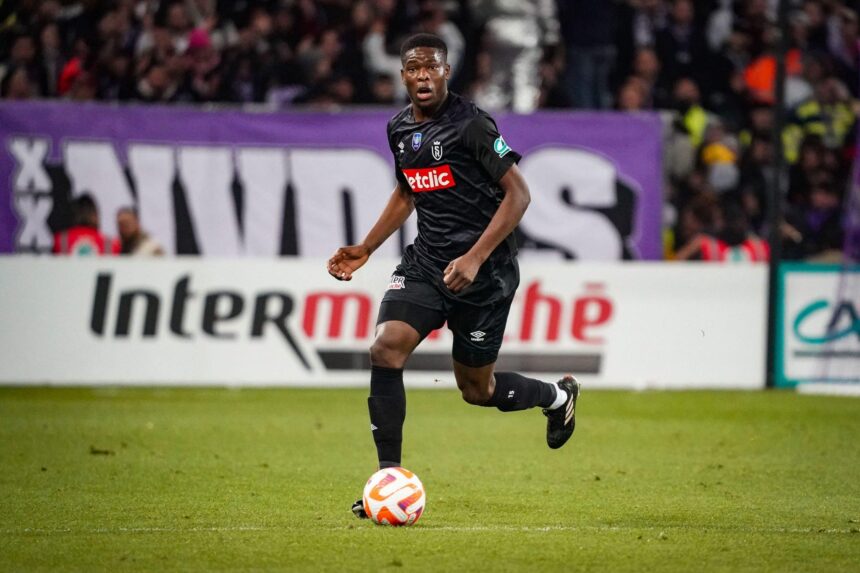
left=376, top=270, right=514, bottom=368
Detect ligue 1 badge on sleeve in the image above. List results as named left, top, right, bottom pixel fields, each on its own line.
left=431, top=140, right=443, bottom=160
left=412, top=132, right=423, bottom=151
left=494, top=136, right=511, bottom=158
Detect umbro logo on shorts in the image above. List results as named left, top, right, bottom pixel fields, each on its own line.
left=470, top=330, right=486, bottom=342
left=388, top=275, right=405, bottom=290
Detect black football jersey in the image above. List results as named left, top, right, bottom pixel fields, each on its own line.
left=386, top=92, right=522, bottom=304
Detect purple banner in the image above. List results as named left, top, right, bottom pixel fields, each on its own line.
left=0, top=101, right=662, bottom=259
left=847, top=131, right=860, bottom=263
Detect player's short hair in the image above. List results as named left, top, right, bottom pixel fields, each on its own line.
left=399, top=33, right=448, bottom=63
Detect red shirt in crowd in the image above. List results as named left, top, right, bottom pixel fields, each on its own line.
left=53, top=226, right=120, bottom=255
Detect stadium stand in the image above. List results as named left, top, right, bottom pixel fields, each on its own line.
left=1, top=0, right=856, bottom=262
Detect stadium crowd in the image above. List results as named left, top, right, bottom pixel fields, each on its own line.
left=1, top=0, right=857, bottom=261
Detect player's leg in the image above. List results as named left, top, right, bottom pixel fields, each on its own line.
left=353, top=294, right=445, bottom=519
left=367, top=278, right=447, bottom=470
left=366, top=319, right=422, bottom=470
left=452, top=360, right=561, bottom=412
left=449, top=295, right=580, bottom=449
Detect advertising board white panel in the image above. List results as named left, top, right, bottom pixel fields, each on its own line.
left=0, top=259, right=766, bottom=389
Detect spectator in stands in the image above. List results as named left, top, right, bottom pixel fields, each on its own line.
left=558, top=0, right=618, bottom=109
left=1, top=0, right=856, bottom=262
left=617, top=78, right=647, bottom=112
left=737, top=134, right=774, bottom=232
left=784, top=172, right=846, bottom=261
left=699, top=120, right=741, bottom=195
left=672, top=190, right=719, bottom=258
left=671, top=77, right=711, bottom=148
left=630, top=47, right=669, bottom=109
left=784, top=75, right=856, bottom=162
left=469, top=0, right=559, bottom=113
left=116, top=207, right=164, bottom=256
left=676, top=197, right=770, bottom=262
left=0, top=65, right=35, bottom=99
left=53, top=194, right=120, bottom=256
left=828, top=6, right=860, bottom=95
left=655, top=0, right=709, bottom=91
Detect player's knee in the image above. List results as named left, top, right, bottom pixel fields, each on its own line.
left=459, top=383, right=492, bottom=406
left=369, top=338, right=407, bottom=369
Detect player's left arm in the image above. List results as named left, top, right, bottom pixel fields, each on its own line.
left=443, top=164, right=529, bottom=293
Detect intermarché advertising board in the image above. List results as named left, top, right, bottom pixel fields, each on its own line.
left=0, top=258, right=766, bottom=389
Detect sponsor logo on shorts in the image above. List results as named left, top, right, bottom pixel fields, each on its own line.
left=470, top=330, right=486, bottom=342
left=388, top=275, right=406, bottom=290
left=412, top=132, right=423, bottom=151
left=402, top=165, right=456, bottom=192
left=493, top=136, right=511, bottom=158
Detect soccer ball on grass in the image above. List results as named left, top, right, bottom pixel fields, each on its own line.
left=362, top=467, right=426, bottom=526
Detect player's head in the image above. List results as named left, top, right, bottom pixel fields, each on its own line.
left=399, top=33, right=450, bottom=114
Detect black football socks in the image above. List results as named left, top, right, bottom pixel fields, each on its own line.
left=367, top=365, right=406, bottom=469
left=486, top=371, right=558, bottom=412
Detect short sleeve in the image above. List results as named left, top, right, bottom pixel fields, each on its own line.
left=461, top=112, right=522, bottom=182
left=387, top=121, right=411, bottom=191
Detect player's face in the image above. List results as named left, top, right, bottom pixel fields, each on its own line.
left=401, top=47, right=450, bottom=113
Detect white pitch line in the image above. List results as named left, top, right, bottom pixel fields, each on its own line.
left=4, top=526, right=270, bottom=535
left=405, top=525, right=858, bottom=535
left=3, top=524, right=857, bottom=535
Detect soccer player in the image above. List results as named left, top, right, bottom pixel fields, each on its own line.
left=326, top=33, right=580, bottom=518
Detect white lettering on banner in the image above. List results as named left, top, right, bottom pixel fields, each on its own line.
left=519, top=149, right=624, bottom=260
left=8, top=140, right=635, bottom=259
left=128, top=145, right=177, bottom=255
left=9, top=137, right=53, bottom=251
left=15, top=195, right=54, bottom=249
left=290, top=149, right=406, bottom=257
left=64, top=141, right=136, bottom=236
left=236, top=148, right=288, bottom=256
left=177, top=147, right=242, bottom=255
left=10, top=137, right=51, bottom=191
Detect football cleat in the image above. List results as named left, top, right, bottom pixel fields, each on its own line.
left=543, top=375, right=580, bottom=449
left=351, top=498, right=369, bottom=519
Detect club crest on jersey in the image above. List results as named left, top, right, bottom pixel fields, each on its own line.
left=431, top=140, right=443, bottom=160
left=494, top=136, right=511, bottom=158
left=388, top=275, right=406, bottom=290
left=412, top=132, right=423, bottom=151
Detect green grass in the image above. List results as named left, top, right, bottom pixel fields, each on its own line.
left=0, top=387, right=858, bottom=572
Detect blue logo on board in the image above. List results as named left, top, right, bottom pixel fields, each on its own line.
left=412, top=132, right=423, bottom=151
left=793, top=299, right=860, bottom=344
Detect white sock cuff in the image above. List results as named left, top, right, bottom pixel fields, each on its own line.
left=547, top=382, right=568, bottom=410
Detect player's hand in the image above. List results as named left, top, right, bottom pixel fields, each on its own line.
left=327, top=245, right=370, bottom=281
left=443, top=254, right=481, bottom=293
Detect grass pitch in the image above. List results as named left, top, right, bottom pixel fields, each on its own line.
left=1, top=387, right=858, bottom=572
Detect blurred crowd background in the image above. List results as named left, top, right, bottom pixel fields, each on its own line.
left=1, top=0, right=857, bottom=261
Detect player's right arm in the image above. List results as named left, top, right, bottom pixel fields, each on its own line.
left=327, top=184, right=414, bottom=281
